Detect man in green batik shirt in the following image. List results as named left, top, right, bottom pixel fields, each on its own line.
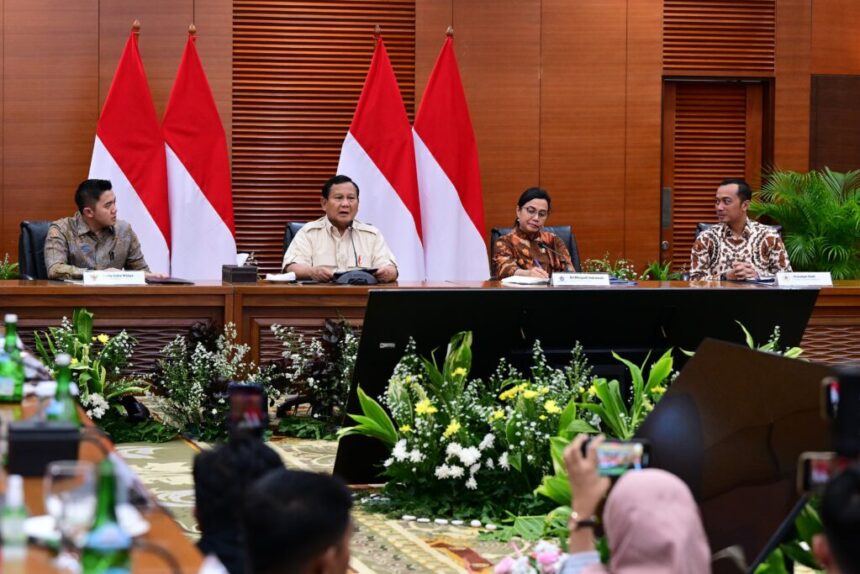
left=44, top=179, right=164, bottom=280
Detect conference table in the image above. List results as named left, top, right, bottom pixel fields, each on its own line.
left=0, top=399, right=203, bottom=573
left=0, top=280, right=858, bottom=369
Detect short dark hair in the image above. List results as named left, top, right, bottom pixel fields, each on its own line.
left=517, top=187, right=552, bottom=210
left=718, top=178, right=752, bottom=203
left=821, top=464, right=860, bottom=572
left=243, top=468, right=353, bottom=574
left=74, top=179, right=113, bottom=212
left=322, top=175, right=359, bottom=199
left=194, top=436, right=284, bottom=534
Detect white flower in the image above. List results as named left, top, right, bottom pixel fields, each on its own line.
left=499, top=451, right=511, bottom=470
left=478, top=433, right=495, bottom=451
left=457, top=446, right=481, bottom=468
left=446, top=442, right=463, bottom=458
left=469, top=463, right=481, bottom=475
left=434, top=464, right=453, bottom=479
left=465, top=477, right=478, bottom=490
left=383, top=458, right=393, bottom=467
left=408, top=449, right=425, bottom=463
left=486, top=458, right=495, bottom=470
left=393, top=439, right=409, bottom=462
left=448, top=465, right=464, bottom=479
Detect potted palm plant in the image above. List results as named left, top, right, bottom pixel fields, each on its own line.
left=749, top=168, right=860, bottom=279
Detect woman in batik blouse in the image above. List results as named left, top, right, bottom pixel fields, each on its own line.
left=493, top=187, right=574, bottom=279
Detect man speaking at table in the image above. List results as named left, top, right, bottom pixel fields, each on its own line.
left=45, top=179, right=164, bottom=280
left=689, top=178, right=792, bottom=281
left=282, top=175, right=399, bottom=283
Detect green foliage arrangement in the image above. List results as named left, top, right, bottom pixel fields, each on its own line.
left=640, top=260, right=685, bottom=281
left=0, top=253, right=19, bottom=279
left=149, top=322, right=280, bottom=442
left=583, top=253, right=637, bottom=280
left=749, top=168, right=860, bottom=279
left=270, top=319, right=358, bottom=437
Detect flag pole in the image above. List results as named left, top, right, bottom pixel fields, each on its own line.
left=374, top=24, right=381, bottom=39
left=446, top=25, right=454, bottom=37
left=132, top=19, right=141, bottom=35
left=188, top=23, right=196, bottom=37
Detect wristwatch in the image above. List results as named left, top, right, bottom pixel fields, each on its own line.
left=569, top=510, right=598, bottom=531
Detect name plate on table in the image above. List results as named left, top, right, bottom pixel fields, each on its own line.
left=551, top=273, right=611, bottom=287
left=83, top=270, right=145, bottom=286
left=776, top=272, right=833, bottom=287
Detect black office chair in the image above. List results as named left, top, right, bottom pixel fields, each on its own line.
left=489, top=225, right=581, bottom=272
left=282, top=221, right=307, bottom=257
left=694, top=222, right=782, bottom=240
left=18, top=220, right=52, bottom=280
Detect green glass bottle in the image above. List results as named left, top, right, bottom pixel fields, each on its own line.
left=0, top=313, right=24, bottom=403
left=45, top=353, right=80, bottom=425
left=81, top=459, right=132, bottom=574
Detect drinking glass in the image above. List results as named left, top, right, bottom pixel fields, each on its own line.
left=43, top=460, right=97, bottom=573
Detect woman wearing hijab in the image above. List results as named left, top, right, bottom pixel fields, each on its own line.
left=493, top=187, right=574, bottom=279
left=560, top=434, right=712, bottom=574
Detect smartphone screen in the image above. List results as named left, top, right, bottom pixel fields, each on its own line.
left=821, top=377, right=840, bottom=420
left=797, top=452, right=848, bottom=493
left=594, top=440, right=651, bottom=476
left=227, top=383, right=267, bottom=438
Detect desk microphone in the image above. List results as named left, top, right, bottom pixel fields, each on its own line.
left=536, top=240, right=572, bottom=272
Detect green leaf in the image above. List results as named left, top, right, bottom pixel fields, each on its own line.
left=753, top=547, right=789, bottom=574
left=558, top=397, right=578, bottom=436
left=645, top=348, right=674, bottom=392
left=353, top=387, right=398, bottom=446
left=510, top=515, right=545, bottom=540
left=535, top=474, right=571, bottom=506
left=549, top=436, right=569, bottom=475
left=509, top=451, right=523, bottom=472
left=565, top=419, right=599, bottom=435
left=736, top=320, right=756, bottom=349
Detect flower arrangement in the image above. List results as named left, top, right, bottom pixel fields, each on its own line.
left=270, top=319, right=358, bottom=437
left=150, top=321, right=280, bottom=442
left=495, top=541, right=568, bottom=574
left=0, top=253, right=19, bottom=279
left=341, top=332, right=598, bottom=518
left=583, top=253, right=637, bottom=280
left=34, top=308, right=145, bottom=420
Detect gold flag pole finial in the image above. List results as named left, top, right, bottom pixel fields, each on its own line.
left=446, top=25, right=454, bottom=37
left=374, top=24, right=382, bottom=39
left=132, top=20, right=141, bottom=35
left=189, top=23, right=197, bottom=36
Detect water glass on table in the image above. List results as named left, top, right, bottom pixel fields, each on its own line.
left=43, top=460, right=97, bottom=572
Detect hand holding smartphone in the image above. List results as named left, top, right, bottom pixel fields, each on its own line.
left=581, top=438, right=651, bottom=476
left=227, top=383, right=268, bottom=439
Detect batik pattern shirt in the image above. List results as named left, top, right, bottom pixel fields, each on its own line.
left=44, top=212, right=150, bottom=280
left=493, top=227, right=573, bottom=279
left=689, top=219, right=792, bottom=281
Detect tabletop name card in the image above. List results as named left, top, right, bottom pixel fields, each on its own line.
left=82, top=270, right=146, bottom=286
left=551, top=272, right=611, bottom=287
left=776, top=272, right=833, bottom=287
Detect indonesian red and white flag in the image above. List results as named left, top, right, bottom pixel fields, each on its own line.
left=89, top=26, right=170, bottom=274
left=337, top=36, right=425, bottom=281
left=414, top=34, right=489, bottom=280
left=163, top=29, right=236, bottom=280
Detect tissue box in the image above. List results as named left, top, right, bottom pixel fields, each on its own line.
left=222, top=265, right=258, bottom=283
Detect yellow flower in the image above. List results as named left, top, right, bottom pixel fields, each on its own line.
left=97, top=333, right=109, bottom=344
left=443, top=420, right=461, bottom=438
left=523, top=390, right=538, bottom=400
left=491, top=409, right=505, bottom=421
left=453, top=367, right=467, bottom=377
left=415, top=399, right=438, bottom=416
left=587, top=385, right=598, bottom=397
left=499, top=388, right=517, bottom=401
left=70, top=357, right=79, bottom=365
left=651, top=385, right=666, bottom=396
left=538, top=386, right=550, bottom=395
left=399, top=424, right=413, bottom=434
left=544, top=400, right=561, bottom=414
left=539, top=415, right=548, bottom=421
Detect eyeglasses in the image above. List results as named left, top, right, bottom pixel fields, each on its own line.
left=523, top=206, right=549, bottom=219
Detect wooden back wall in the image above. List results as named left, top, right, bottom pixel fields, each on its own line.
left=1, top=0, right=858, bottom=274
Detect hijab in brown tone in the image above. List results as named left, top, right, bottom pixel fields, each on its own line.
left=582, top=469, right=712, bottom=573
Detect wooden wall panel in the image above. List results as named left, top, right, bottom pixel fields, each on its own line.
left=540, top=0, right=627, bottom=262
left=414, top=0, right=450, bottom=106
left=811, top=0, right=860, bottom=75
left=2, top=0, right=99, bottom=260
left=810, top=75, right=860, bottom=172
left=774, top=0, right=811, bottom=171
left=454, top=0, right=540, bottom=240
left=195, top=0, right=234, bottom=150
left=624, top=0, right=663, bottom=267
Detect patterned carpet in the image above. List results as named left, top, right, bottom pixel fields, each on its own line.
left=118, top=437, right=512, bottom=573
